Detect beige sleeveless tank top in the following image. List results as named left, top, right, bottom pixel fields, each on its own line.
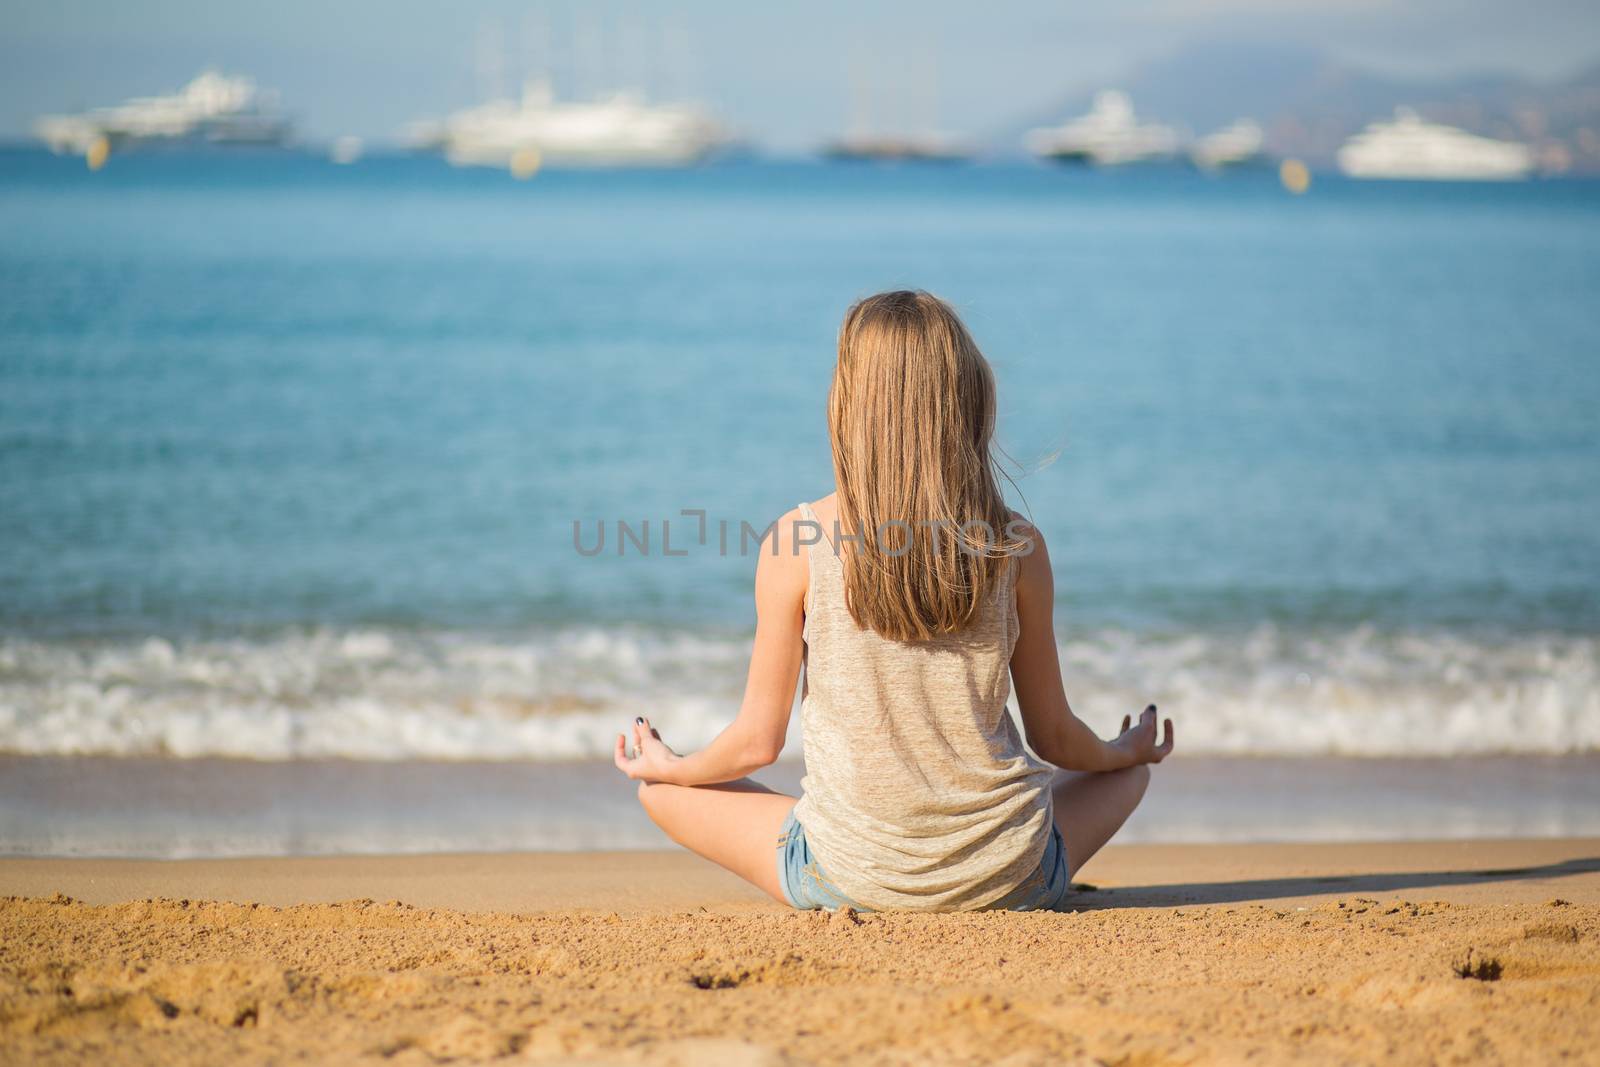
left=790, top=500, right=1054, bottom=911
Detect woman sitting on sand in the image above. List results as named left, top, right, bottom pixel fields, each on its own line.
left=615, top=290, right=1174, bottom=912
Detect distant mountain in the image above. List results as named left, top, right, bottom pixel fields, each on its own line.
left=1000, top=42, right=1600, bottom=174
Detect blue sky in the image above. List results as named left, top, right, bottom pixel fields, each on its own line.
left=3, top=0, right=1596, bottom=149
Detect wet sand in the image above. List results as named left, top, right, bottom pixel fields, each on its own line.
left=3, top=839, right=1598, bottom=1064
left=7, top=754, right=1599, bottom=857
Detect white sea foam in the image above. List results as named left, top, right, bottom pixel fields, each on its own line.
left=0, top=624, right=1595, bottom=760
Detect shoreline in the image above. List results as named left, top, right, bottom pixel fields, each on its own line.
left=3, top=839, right=1597, bottom=1064
left=6, top=753, right=1599, bottom=859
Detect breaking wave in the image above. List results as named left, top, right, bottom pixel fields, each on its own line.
left=1, top=624, right=1595, bottom=760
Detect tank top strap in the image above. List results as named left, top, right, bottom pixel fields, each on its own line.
left=796, top=500, right=839, bottom=571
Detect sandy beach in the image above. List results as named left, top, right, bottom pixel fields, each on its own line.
left=3, top=838, right=1597, bottom=1065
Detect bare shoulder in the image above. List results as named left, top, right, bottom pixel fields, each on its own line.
left=1005, top=509, right=1041, bottom=540
left=1005, top=511, right=1052, bottom=591
left=753, top=505, right=812, bottom=602
left=764, top=494, right=838, bottom=551
left=762, top=505, right=809, bottom=558
left=1005, top=510, right=1048, bottom=556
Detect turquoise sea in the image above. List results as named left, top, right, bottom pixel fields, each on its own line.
left=1, top=150, right=1597, bottom=782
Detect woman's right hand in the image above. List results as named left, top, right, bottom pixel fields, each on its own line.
left=1110, top=705, right=1174, bottom=767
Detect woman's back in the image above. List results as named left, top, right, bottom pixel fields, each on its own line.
left=791, top=497, right=1054, bottom=911
left=617, top=290, right=1169, bottom=917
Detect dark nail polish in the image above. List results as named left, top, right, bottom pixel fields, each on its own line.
left=635, top=716, right=645, bottom=724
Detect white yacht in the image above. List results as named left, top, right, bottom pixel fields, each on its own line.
left=1337, top=109, right=1532, bottom=181
left=1190, top=119, right=1267, bottom=170
left=35, top=71, right=290, bottom=155
left=410, top=81, right=732, bottom=169
left=1026, top=91, right=1179, bottom=166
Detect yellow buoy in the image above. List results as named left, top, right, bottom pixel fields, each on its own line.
left=1279, top=157, right=1311, bottom=195
left=509, top=147, right=541, bottom=180
left=85, top=136, right=111, bottom=172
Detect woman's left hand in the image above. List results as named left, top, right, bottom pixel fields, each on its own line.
left=1111, top=704, right=1175, bottom=767
left=613, top=716, right=682, bottom=783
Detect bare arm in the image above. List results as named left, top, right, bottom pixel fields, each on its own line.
left=614, top=510, right=807, bottom=785
left=1010, top=520, right=1173, bottom=771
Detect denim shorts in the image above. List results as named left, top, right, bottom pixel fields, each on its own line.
left=775, top=809, right=1073, bottom=912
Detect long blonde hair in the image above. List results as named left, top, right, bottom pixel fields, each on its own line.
left=827, top=290, right=1025, bottom=642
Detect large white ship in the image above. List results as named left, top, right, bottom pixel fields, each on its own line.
left=410, top=81, right=732, bottom=169
left=35, top=71, right=290, bottom=155
left=1026, top=91, right=1179, bottom=166
left=1337, top=109, right=1533, bottom=181
left=1190, top=119, right=1268, bottom=170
